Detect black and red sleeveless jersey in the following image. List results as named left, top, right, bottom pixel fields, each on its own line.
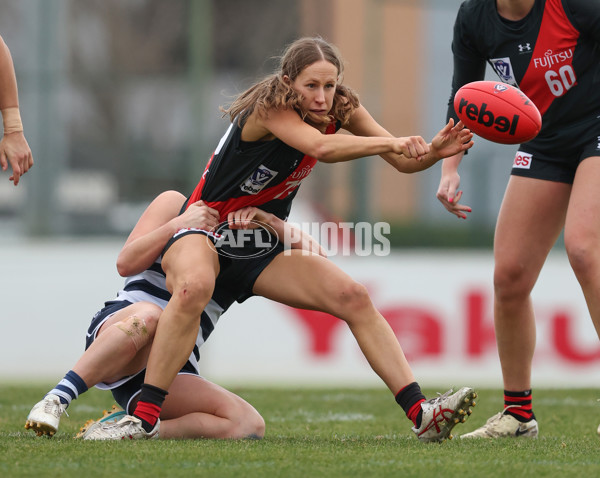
left=447, top=0, right=600, bottom=150
left=186, top=118, right=339, bottom=219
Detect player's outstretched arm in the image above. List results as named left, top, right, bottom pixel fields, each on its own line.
left=344, top=106, right=473, bottom=173
left=117, top=192, right=220, bottom=277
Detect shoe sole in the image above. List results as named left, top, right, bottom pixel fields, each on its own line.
left=24, top=419, right=57, bottom=437
left=437, top=389, right=478, bottom=442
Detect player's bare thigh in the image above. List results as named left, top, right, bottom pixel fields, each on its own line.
left=96, top=302, right=162, bottom=339
left=564, top=156, right=600, bottom=248
left=252, top=249, right=371, bottom=313
left=494, top=175, right=571, bottom=287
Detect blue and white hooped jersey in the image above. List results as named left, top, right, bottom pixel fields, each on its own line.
left=104, top=258, right=230, bottom=377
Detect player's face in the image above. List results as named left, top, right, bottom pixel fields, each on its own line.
left=290, top=60, right=338, bottom=119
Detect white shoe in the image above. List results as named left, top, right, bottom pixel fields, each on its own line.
left=460, top=408, right=538, bottom=439
left=82, top=414, right=159, bottom=440
left=412, top=387, right=477, bottom=442
left=75, top=404, right=126, bottom=439
left=24, top=394, right=68, bottom=437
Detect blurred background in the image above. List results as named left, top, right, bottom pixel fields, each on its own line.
left=3, top=0, right=593, bottom=388
left=0, top=0, right=514, bottom=245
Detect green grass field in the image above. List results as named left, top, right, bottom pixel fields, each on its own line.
left=1, top=384, right=599, bottom=477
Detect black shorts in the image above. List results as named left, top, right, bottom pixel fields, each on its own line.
left=511, top=134, right=600, bottom=184
left=163, top=227, right=285, bottom=305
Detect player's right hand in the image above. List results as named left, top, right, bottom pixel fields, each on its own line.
left=392, top=135, right=429, bottom=159
left=177, top=200, right=220, bottom=230
left=436, top=173, right=471, bottom=220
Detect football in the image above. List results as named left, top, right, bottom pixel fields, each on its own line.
left=453, top=81, right=542, bottom=144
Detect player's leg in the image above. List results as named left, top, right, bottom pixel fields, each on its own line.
left=462, top=175, right=570, bottom=439
left=25, top=301, right=162, bottom=437
left=118, top=234, right=219, bottom=438
left=564, top=156, right=600, bottom=337
left=254, top=251, right=413, bottom=393
left=74, top=302, right=162, bottom=385
left=158, top=374, right=265, bottom=439
left=81, top=373, right=264, bottom=440
left=252, top=251, right=476, bottom=442
left=145, top=234, right=219, bottom=390
left=564, top=155, right=600, bottom=438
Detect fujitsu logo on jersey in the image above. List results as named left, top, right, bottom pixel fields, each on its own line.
left=240, top=165, right=278, bottom=195
left=533, top=48, right=573, bottom=68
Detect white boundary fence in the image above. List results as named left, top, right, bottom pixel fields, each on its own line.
left=2, top=240, right=598, bottom=388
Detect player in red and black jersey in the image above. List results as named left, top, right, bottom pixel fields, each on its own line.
left=88, top=36, right=477, bottom=442
left=437, top=0, right=600, bottom=438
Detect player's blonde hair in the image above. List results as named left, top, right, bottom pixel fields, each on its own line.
left=222, top=37, right=360, bottom=127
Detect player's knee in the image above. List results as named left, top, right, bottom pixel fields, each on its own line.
left=170, top=276, right=213, bottom=314
left=114, top=313, right=156, bottom=351
left=229, top=406, right=265, bottom=440
left=331, top=280, right=372, bottom=317
left=493, top=262, right=533, bottom=302
left=565, top=234, right=597, bottom=282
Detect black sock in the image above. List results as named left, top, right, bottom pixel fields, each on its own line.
left=504, top=389, right=536, bottom=423
left=134, top=383, right=168, bottom=432
left=395, top=382, right=426, bottom=428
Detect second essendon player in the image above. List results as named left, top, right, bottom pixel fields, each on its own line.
left=437, top=0, right=600, bottom=439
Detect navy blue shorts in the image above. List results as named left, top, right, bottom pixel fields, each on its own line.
left=85, top=299, right=200, bottom=413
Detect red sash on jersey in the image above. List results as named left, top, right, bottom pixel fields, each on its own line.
left=187, top=122, right=337, bottom=217
left=519, top=0, right=579, bottom=115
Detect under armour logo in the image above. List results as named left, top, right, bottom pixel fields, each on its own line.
left=518, top=43, right=532, bottom=52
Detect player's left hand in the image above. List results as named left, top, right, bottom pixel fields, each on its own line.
left=430, top=119, right=474, bottom=160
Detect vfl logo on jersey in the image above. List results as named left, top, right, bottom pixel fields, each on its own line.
left=513, top=151, right=532, bottom=170
left=240, top=165, right=278, bottom=195
left=490, top=57, right=518, bottom=87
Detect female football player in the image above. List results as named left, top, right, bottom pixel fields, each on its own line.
left=87, top=36, right=476, bottom=442
left=437, top=0, right=600, bottom=438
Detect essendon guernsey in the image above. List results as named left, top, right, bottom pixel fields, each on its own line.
left=187, top=118, right=338, bottom=219
left=448, top=0, right=600, bottom=150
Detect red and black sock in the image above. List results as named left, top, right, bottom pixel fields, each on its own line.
left=504, top=389, right=536, bottom=422
left=133, top=383, right=168, bottom=433
left=395, top=382, right=426, bottom=428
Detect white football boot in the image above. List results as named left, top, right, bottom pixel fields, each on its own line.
left=25, top=394, right=68, bottom=437
left=82, top=414, right=159, bottom=440
left=460, top=407, right=538, bottom=439
left=75, top=404, right=126, bottom=439
left=412, top=387, right=477, bottom=442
